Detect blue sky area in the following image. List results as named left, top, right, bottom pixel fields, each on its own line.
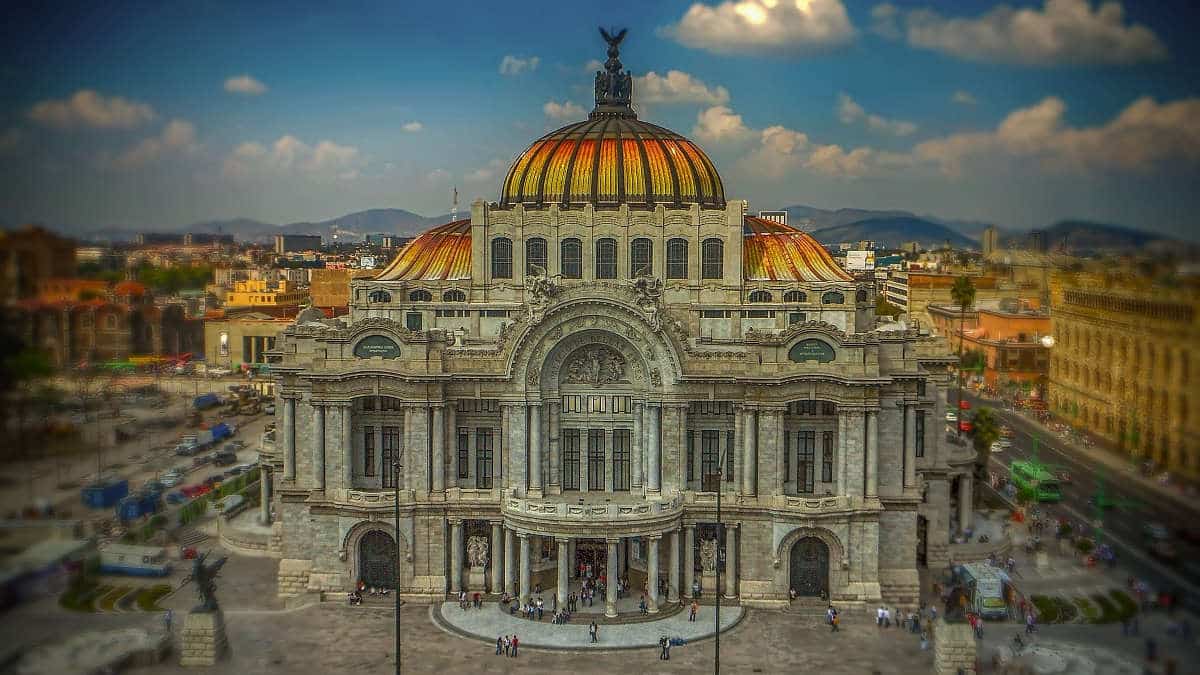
left=1, top=0, right=1198, bottom=238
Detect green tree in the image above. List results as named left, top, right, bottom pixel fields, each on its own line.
left=950, top=275, right=976, bottom=437
left=875, top=295, right=903, bottom=318
left=3, top=346, right=55, bottom=459
left=970, top=407, right=1001, bottom=488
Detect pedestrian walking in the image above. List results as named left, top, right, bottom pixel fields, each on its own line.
left=163, top=609, right=173, bottom=633
left=831, top=611, right=840, bottom=632
left=590, top=621, right=599, bottom=643
left=496, top=636, right=503, bottom=655
left=503, top=635, right=511, bottom=656
left=511, top=635, right=519, bottom=658
left=689, top=600, right=698, bottom=622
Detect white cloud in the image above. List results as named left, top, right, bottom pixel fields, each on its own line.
left=465, top=158, right=506, bottom=183
left=584, top=59, right=604, bottom=72
left=634, top=70, right=730, bottom=106
left=913, top=95, right=1200, bottom=175
left=872, top=0, right=1167, bottom=65
left=499, top=55, right=540, bottom=76
left=29, top=90, right=156, bottom=129
left=662, top=0, right=856, bottom=55
left=543, top=100, right=586, bottom=120
left=401, top=121, right=424, bottom=133
left=836, top=93, right=917, bottom=136
left=737, top=123, right=906, bottom=179
left=222, top=134, right=361, bottom=180
left=952, top=90, right=979, bottom=106
left=114, top=119, right=199, bottom=169
left=692, top=105, right=753, bottom=144
left=223, top=74, right=267, bottom=95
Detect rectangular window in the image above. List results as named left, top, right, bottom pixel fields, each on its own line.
left=822, top=401, right=837, bottom=416
left=561, top=395, right=582, bottom=414
left=797, top=430, right=815, bottom=494
left=788, top=312, right=806, bottom=325
left=917, top=379, right=927, bottom=397
left=821, top=431, right=834, bottom=483
left=790, top=400, right=817, bottom=415
left=562, top=429, right=580, bottom=491
left=381, top=426, right=401, bottom=488
left=725, top=430, right=735, bottom=482
left=915, top=411, right=926, bottom=458
left=612, top=396, right=632, bottom=414
left=700, top=309, right=730, bottom=319
left=587, top=429, right=605, bottom=491
left=612, top=429, right=630, bottom=491
left=405, top=312, right=422, bottom=331
left=587, top=395, right=606, bottom=413
left=561, top=240, right=583, bottom=279
left=686, top=431, right=695, bottom=482
left=481, top=309, right=509, bottom=317
left=456, top=428, right=469, bottom=479
left=361, top=396, right=376, bottom=412
left=740, top=309, right=774, bottom=318
left=380, top=397, right=401, bottom=411
left=475, top=427, right=493, bottom=489
left=363, top=426, right=376, bottom=476
left=783, top=428, right=790, bottom=479
left=701, top=430, right=720, bottom=487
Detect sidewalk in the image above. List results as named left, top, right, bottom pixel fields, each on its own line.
left=973, top=393, right=1198, bottom=514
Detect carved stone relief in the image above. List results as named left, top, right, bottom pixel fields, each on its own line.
left=564, top=346, right=626, bottom=385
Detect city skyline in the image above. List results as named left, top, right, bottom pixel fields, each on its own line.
left=3, top=0, right=1199, bottom=240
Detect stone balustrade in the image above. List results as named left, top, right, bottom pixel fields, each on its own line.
left=502, top=494, right=684, bottom=535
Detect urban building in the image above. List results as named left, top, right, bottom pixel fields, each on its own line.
left=224, top=279, right=308, bottom=310
left=203, top=310, right=292, bottom=369
left=0, top=225, right=77, bottom=303
left=262, top=35, right=963, bottom=614
left=275, top=234, right=323, bottom=254
left=928, top=300, right=1051, bottom=390
left=882, top=270, right=1006, bottom=329
left=309, top=268, right=375, bottom=314
left=1048, top=269, right=1199, bottom=477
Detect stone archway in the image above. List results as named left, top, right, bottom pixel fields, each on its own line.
left=359, top=530, right=397, bottom=589
left=344, top=521, right=410, bottom=591
left=789, top=537, right=829, bottom=597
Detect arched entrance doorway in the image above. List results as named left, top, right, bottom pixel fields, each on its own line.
left=789, top=537, right=829, bottom=598
left=359, top=530, right=397, bottom=589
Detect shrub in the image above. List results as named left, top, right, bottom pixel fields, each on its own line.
left=1076, top=538, right=1094, bottom=554
left=1109, top=590, right=1138, bottom=620
left=1074, top=597, right=1100, bottom=623
left=1053, top=596, right=1078, bottom=623
left=135, top=584, right=172, bottom=612
left=1030, top=595, right=1059, bottom=623
left=1092, top=594, right=1120, bottom=623
left=59, top=578, right=100, bottom=612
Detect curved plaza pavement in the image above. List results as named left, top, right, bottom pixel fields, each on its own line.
left=433, top=601, right=745, bottom=649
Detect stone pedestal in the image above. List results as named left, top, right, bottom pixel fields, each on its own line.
left=933, top=619, right=976, bottom=675
left=467, top=568, right=488, bottom=593
left=701, top=571, right=718, bottom=595
left=179, top=610, right=228, bottom=667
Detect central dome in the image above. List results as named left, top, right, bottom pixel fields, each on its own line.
left=499, top=29, right=724, bottom=209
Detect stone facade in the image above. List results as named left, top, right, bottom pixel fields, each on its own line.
left=179, top=610, right=229, bottom=667
left=933, top=619, right=977, bottom=675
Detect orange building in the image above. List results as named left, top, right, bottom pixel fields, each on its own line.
left=930, top=300, right=1051, bottom=389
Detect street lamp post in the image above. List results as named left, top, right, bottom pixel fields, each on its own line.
left=714, top=445, right=727, bottom=675
left=393, top=460, right=402, bottom=675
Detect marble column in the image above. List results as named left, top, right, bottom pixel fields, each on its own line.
left=632, top=402, right=644, bottom=489
left=647, top=404, right=662, bottom=494
left=646, top=535, right=660, bottom=613
left=518, top=533, right=531, bottom=603
left=866, top=410, right=879, bottom=497
left=500, top=404, right=512, bottom=491
left=258, top=467, right=271, bottom=524
left=490, top=522, right=503, bottom=593
left=529, top=402, right=543, bottom=496
left=605, top=539, right=619, bottom=617
left=447, top=403, right=458, bottom=487
left=959, top=475, right=974, bottom=534
left=668, top=529, right=680, bottom=604
left=904, top=403, right=917, bottom=488
left=450, top=520, right=463, bottom=593
left=557, top=538, right=570, bottom=608
left=282, top=397, right=296, bottom=480
left=431, top=405, right=445, bottom=492
left=742, top=408, right=757, bottom=496
left=683, top=525, right=695, bottom=598
left=678, top=404, right=689, bottom=492
left=548, top=403, right=561, bottom=491
left=312, top=404, right=326, bottom=490
left=503, top=528, right=516, bottom=597
left=341, top=403, right=353, bottom=489
left=724, top=524, right=738, bottom=599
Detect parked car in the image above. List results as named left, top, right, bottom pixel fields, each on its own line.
left=165, top=491, right=186, bottom=504
left=212, top=450, right=237, bottom=467
left=225, top=467, right=243, bottom=478
left=999, top=426, right=1014, bottom=438
left=264, top=404, right=275, bottom=415
left=228, top=440, right=246, bottom=451
left=989, top=441, right=1005, bottom=454
left=143, top=479, right=165, bottom=493
left=958, top=420, right=974, bottom=433
left=202, top=475, right=222, bottom=487
left=181, top=546, right=198, bottom=560
left=945, top=411, right=958, bottom=423
left=159, top=474, right=181, bottom=488
left=192, top=455, right=211, bottom=467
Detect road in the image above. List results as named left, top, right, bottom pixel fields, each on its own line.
left=960, top=391, right=1200, bottom=613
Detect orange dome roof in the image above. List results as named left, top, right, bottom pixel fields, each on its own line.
left=499, top=117, right=725, bottom=209
left=374, top=220, right=471, bottom=281
left=742, top=216, right=853, bottom=282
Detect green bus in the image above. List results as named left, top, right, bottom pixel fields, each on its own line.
left=1010, top=460, right=1062, bottom=503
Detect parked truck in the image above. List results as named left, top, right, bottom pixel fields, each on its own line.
left=81, top=478, right=129, bottom=509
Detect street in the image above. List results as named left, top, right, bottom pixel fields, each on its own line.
left=960, top=391, right=1200, bottom=614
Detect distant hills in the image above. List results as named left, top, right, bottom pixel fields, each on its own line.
left=1002, top=219, right=1165, bottom=254
left=807, top=216, right=977, bottom=250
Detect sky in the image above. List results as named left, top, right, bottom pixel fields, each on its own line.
left=2, top=0, right=1198, bottom=239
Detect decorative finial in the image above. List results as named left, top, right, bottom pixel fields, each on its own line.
left=593, top=27, right=634, bottom=117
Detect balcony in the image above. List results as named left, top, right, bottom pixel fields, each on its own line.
left=502, top=493, right=684, bottom=535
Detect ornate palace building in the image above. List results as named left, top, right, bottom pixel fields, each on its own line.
left=1048, top=268, right=1199, bottom=477
left=264, top=33, right=961, bottom=613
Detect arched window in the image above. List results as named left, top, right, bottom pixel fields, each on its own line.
left=701, top=238, right=724, bottom=279
left=442, top=289, right=466, bottom=302
left=561, top=238, right=582, bottom=279
left=491, top=237, right=512, bottom=279
left=666, top=238, right=688, bottom=279
left=595, top=238, right=617, bottom=279
left=368, top=290, right=391, bottom=303
left=855, top=289, right=868, bottom=303
left=748, top=290, right=772, bottom=303
left=783, top=290, right=807, bottom=303
left=408, top=289, right=432, bottom=302
left=525, top=237, right=547, bottom=276
left=821, top=291, right=845, bottom=304
left=630, top=238, right=653, bottom=277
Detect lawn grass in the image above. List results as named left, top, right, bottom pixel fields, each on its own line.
left=1053, top=596, right=1078, bottom=623
left=1030, top=595, right=1059, bottom=623
left=59, top=579, right=101, bottom=612
left=1109, top=590, right=1138, bottom=620
left=98, top=586, right=133, bottom=612
left=1074, top=597, right=1101, bottom=623
left=135, top=584, right=172, bottom=611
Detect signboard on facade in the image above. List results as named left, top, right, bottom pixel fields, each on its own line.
left=845, top=250, right=875, bottom=270
left=788, top=339, right=836, bottom=363
left=359, top=256, right=377, bottom=269
left=353, top=335, right=401, bottom=359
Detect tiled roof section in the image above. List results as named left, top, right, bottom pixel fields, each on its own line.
left=374, top=219, right=472, bottom=281
left=499, top=117, right=725, bottom=208
left=742, top=216, right=854, bottom=282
